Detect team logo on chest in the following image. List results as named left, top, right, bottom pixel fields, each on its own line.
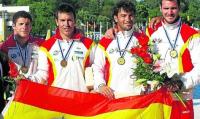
left=53, top=50, right=60, bottom=56
left=109, top=48, right=115, bottom=54
left=10, top=53, right=17, bottom=59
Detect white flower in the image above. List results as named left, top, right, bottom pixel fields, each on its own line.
left=153, top=60, right=177, bottom=78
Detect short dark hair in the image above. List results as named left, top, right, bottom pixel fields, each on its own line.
left=12, top=11, right=32, bottom=25
left=112, top=0, right=136, bottom=18
left=55, top=3, right=76, bottom=20
left=160, top=0, right=180, bottom=7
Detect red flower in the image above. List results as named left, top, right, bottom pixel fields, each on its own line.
left=139, top=52, right=149, bottom=58
left=8, top=60, right=19, bottom=78
left=130, top=47, right=139, bottom=54
left=135, top=32, right=149, bottom=46
left=143, top=57, right=152, bottom=64
left=141, top=46, right=148, bottom=51
left=130, top=45, right=152, bottom=64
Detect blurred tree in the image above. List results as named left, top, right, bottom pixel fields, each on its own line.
left=16, top=0, right=32, bottom=5
left=184, top=0, right=200, bottom=26
left=30, top=2, right=55, bottom=36
left=135, top=3, right=148, bottom=24
left=3, top=0, right=199, bottom=35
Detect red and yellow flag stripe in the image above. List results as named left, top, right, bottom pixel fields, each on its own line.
left=4, top=80, right=172, bottom=119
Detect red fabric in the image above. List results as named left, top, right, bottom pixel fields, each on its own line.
left=41, top=35, right=57, bottom=51
left=8, top=60, right=19, bottom=78
left=99, top=37, right=113, bottom=50
left=46, top=59, right=54, bottom=86
left=104, top=59, right=110, bottom=84
left=182, top=49, right=193, bottom=72
left=81, top=37, right=93, bottom=49
left=170, top=100, right=194, bottom=119
left=181, top=24, right=198, bottom=43
left=147, top=21, right=162, bottom=37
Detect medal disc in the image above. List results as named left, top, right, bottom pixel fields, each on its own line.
left=117, top=57, right=125, bottom=65
left=170, top=50, right=178, bottom=58
left=21, top=66, right=28, bottom=74
left=60, top=60, right=67, bottom=67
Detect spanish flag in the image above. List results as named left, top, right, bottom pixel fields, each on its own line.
left=4, top=80, right=172, bottom=119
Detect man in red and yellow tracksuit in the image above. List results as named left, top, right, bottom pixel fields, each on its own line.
left=32, top=3, right=96, bottom=92
left=93, top=1, right=150, bottom=99
left=146, top=0, right=200, bottom=118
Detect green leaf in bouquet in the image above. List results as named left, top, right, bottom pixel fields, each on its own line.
left=153, top=54, right=161, bottom=61
left=1, top=76, right=17, bottom=100
left=136, top=78, right=148, bottom=84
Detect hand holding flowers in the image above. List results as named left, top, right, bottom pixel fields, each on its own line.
left=2, top=60, right=25, bottom=100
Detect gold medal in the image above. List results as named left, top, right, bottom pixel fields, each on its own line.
left=117, top=57, right=125, bottom=65
left=21, top=66, right=28, bottom=74
left=170, top=50, right=178, bottom=58
left=60, top=60, right=67, bottom=67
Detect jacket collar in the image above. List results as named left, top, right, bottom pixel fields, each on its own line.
left=162, top=18, right=181, bottom=30
left=54, top=28, right=83, bottom=41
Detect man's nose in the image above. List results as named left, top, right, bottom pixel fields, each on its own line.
left=63, top=21, right=70, bottom=26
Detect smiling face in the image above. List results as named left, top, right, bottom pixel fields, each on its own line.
left=160, top=0, right=180, bottom=24
left=114, top=8, right=134, bottom=31
left=13, top=17, right=32, bottom=42
left=55, top=12, right=76, bottom=40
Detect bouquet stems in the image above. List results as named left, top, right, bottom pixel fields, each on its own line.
left=174, top=92, right=187, bottom=108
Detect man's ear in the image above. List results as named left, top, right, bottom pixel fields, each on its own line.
left=160, top=5, right=162, bottom=12
left=114, top=16, right=118, bottom=23
left=55, top=19, right=58, bottom=26
left=12, top=24, right=15, bottom=29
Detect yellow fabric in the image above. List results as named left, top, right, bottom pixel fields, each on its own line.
left=146, top=28, right=151, bottom=39
left=45, top=29, right=51, bottom=40
left=4, top=102, right=172, bottom=119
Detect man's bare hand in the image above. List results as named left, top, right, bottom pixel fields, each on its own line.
left=99, top=85, right=114, bottom=99
left=164, top=80, right=183, bottom=93
left=149, top=16, right=162, bottom=30
left=104, top=27, right=118, bottom=39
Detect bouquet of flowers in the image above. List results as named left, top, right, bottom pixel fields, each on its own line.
left=130, top=40, right=167, bottom=91
left=130, top=41, right=186, bottom=107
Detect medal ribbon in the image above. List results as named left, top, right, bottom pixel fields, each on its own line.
left=15, top=37, right=28, bottom=67
left=58, top=39, right=74, bottom=61
left=116, top=32, right=134, bottom=58
left=163, top=22, right=181, bottom=51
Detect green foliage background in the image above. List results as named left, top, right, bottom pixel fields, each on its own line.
left=1, top=0, right=200, bottom=36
